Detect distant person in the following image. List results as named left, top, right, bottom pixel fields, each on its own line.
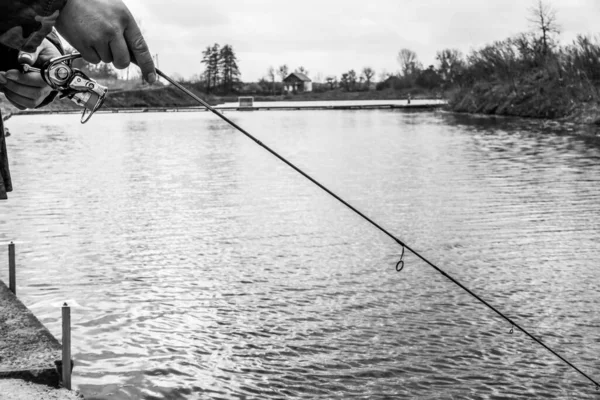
left=0, top=0, right=156, bottom=199
left=407, top=94, right=412, bottom=105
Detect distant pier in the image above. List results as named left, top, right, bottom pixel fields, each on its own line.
left=10, top=100, right=447, bottom=117
left=219, top=102, right=446, bottom=111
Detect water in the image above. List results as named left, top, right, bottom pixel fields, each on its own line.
left=1, top=109, right=600, bottom=399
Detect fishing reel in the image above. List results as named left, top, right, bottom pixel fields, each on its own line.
left=22, top=53, right=107, bottom=123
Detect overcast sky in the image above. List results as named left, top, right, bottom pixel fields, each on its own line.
left=123, top=0, right=599, bottom=82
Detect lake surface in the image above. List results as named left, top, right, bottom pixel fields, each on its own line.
left=1, top=109, right=600, bottom=399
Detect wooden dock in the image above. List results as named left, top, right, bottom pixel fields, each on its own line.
left=0, top=279, right=62, bottom=385
left=0, top=244, right=82, bottom=399
left=11, top=101, right=447, bottom=117
left=215, top=101, right=446, bottom=111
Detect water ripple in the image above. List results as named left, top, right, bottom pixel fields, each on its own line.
left=1, top=111, right=599, bottom=399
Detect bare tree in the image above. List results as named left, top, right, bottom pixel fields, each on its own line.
left=467, top=40, right=519, bottom=91
left=436, top=49, right=464, bottom=83
left=528, top=0, right=560, bottom=56
left=348, top=69, right=357, bottom=90
left=294, top=66, right=309, bottom=77
left=171, top=72, right=185, bottom=83
left=397, top=49, right=420, bottom=77
left=340, top=73, right=350, bottom=91
left=362, top=67, right=375, bottom=88
left=325, top=76, right=337, bottom=90
left=513, top=32, right=538, bottom=67
left=378, top=70, right=391, bottom=82
left=278, top=64, right=289, bottom=81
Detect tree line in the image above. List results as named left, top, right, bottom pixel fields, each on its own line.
left=378, top=0, right=600, bottom=101
left=201, top=43, right=241, bottom=93
left=254, top=0, right=599, bottom=100
left=74, top=0, right=598, bottom=103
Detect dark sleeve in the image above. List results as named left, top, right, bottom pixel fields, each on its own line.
left=0, top=28, right=65, bottom=70
left=0, top=0, right=68, bottom=52
left=0, top=46, right=20, bottom=71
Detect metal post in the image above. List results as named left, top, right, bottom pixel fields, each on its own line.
left=62, top=303, right=72, bottom=390
left=8, top=242, right=15, bottom=294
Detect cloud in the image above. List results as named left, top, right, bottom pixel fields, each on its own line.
left=126, top=0, right=229, bottom=28
left=119, top=0, right=600, bottom=81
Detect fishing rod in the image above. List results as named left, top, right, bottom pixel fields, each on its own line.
left=153, top=68, right=599, bottom=391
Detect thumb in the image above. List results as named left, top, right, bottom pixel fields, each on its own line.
left=18, top=46, right=43, bottom=66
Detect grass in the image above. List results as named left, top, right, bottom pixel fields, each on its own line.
left=449, top=71, right=600, bottom=124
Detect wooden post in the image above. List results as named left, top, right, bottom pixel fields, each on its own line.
left=8, top=242, right=15, bottom=294
left=62, top=303, right=72, bottom=390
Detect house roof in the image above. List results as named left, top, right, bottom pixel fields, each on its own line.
left=383, top=75, right=401, bottom=83
left=284, top=72, right=311, bottom=82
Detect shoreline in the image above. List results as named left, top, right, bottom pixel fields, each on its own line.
left=449, top=81, right=600, bottom=126
left=3, top=95, right=599, bottom=127
left=7, top=100, right=448, bottom=118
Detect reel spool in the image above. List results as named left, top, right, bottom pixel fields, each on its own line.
left=22, top=53, right=108, bottom=123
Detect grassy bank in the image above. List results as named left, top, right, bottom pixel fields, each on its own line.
left=445, top=31, right=600, bottom=125
left=449, top=71, right=600, bottom=125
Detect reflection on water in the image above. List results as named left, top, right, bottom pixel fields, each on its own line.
left=1, top=110, right=599, bottom=399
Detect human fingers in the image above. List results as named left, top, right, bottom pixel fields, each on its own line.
left=3, top=82, right=52, bottom=108
left=18, top=44, right=43, bottom=66
left=3, top=79, right=50, bottom=99
left=3, top=88, right=37, bottom=110
left=53, top=0, right=101, bottom=64
left=5, top=70, right=48, bottom=89
left=93, top=42, right=114, bottom=65
left=123, top=22, right=155, bottom=83
left=3, top=70, right=52, bottom=108
left=85, top=49, right=103, bottom=65
left=4, top=84, right=52, bottom=109
left=110, top=36, right=130, bottom=70
left=61, top=42, right=101, bottom=64
left=35, top=39, right=63, bottom=66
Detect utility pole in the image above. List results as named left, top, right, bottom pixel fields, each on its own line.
left=154, top=54, right=160, bottom=82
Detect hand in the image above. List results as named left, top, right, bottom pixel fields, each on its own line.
left=55, top=0, right=156, bottom=84
left=0, top=39, right=61, bottom=110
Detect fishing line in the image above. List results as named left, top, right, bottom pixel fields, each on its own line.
left=155, top=68, right=599, bottom=391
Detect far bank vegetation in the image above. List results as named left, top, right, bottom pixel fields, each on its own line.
left=450, top=0, right=600, bottom=122
left=26, top=0, right=597, bottom=123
